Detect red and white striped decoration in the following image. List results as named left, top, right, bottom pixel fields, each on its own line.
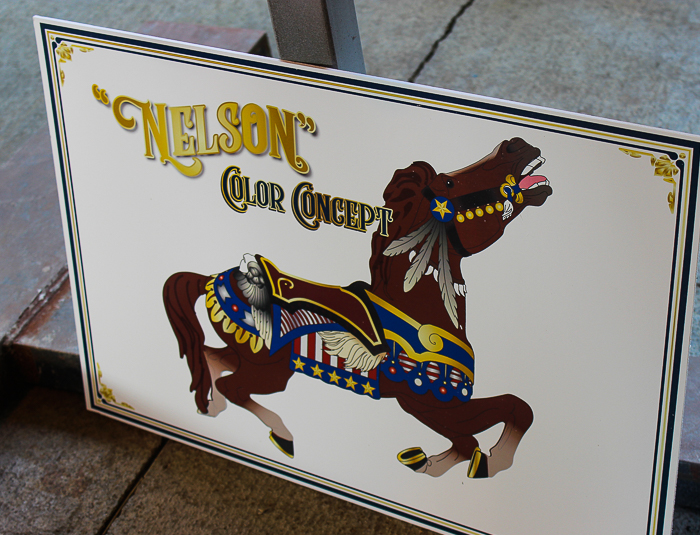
left=280, top=308, right=333, bottom=337
left=398, top=351, right=417, bottom=373
left=426, top=362, right=441, bottom=382
left=450, top=367, right=463, bottom=387
left=398, top=351, right=463, bottom=386
left=293, top=332, right=377, bottom=380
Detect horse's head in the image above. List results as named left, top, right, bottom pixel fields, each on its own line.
left=370, top=138, right=552, bottom=328
left=424, top=137, right=552, bottom=256
left=373, top=138, right=552, bottom=263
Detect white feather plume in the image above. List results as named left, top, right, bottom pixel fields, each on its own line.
left=403, top=219, right=440, bottom=292
left=383, top=220, right=436, bottom=257
left=318, top=331, right=385, bottom=372
left=252, top=307, right=272, bottom=349
left=438, top=225, right=458, bottom=328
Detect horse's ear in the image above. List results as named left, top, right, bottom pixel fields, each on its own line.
left=382, top=161, right=436, bottom=206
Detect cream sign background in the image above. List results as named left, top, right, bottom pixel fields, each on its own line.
left=36, top=17, right=699, bottom=535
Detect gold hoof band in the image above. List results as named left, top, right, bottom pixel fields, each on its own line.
left=467, top=447, right=489, bottom=479
left=269, top=431, right=294, bottom=458
left=397, top=447, right=427, bottom=471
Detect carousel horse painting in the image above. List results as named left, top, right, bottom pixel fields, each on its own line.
left=163, top=137, right=552, bottom=478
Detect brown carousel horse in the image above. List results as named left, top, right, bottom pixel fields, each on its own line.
left=163, top=137, right=552, bottom=478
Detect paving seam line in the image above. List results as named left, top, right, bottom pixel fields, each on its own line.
left=408, top=0, right=477, bottom=83
left=96, top=436, right=169, bottom=535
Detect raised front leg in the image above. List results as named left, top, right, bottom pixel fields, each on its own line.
left=463, top=394, right=534, bottom=478
left=389, top=384, right=533, bottom=478
left=398, top=445, right=470, bottom=477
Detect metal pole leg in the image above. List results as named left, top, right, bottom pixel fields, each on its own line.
left=267, top=0, right=365, bottom=74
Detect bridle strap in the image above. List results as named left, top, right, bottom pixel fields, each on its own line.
left=422, top=185, right=502, bottom=211
left=445, top=221, right=471, bottom=257
left=423, top=186, right=498, bottom=258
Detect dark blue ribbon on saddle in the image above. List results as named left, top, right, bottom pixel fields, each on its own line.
left=369, top=293, right=474, bottom=403
left=212, top=269, right=260, bottom=337
left=213, top=268, right=346, bottom=354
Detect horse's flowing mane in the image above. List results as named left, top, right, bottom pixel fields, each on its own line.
left=369, top=161, right=437, bottom=287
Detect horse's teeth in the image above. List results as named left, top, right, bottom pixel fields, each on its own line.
left=521, top=156, right=546, bottom=177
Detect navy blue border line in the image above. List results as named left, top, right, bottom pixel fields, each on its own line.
left=40, top=21, right=700, bottom=152
left=89, top=403, right=488, bottom=535
left=650, top=146, right=699, bottom=535
left=39, top=25, right=97, bottom=407
left=38, top=21, right=700, bottom=535
left=53, top=34, right=691, bottom=155
left=648, top=211, right=680, bottom=533
left=648, top=151, right=686, bottom=534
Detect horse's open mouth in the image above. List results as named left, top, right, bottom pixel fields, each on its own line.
left=518, top=156, right=552, bottom=206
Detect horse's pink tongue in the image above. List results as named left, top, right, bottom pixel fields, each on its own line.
left=518, top=174, right=546, bottom=190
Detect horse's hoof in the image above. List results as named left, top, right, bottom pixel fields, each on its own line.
left=467, top=447, right=489, bottom=479
left=397, top=447, right=427, bottom=471
left=269, top=432, right=294, bottom=458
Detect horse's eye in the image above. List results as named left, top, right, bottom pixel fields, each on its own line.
left=446, top=179, right=454, bottom=188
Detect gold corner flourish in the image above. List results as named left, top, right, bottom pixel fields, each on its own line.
left=620, top=148, right=682, bottom=213
left=97, top=363, right=135, bottom=410
left=54, top=41, right=93, bottom=85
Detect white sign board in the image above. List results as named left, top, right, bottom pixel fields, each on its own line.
left=35, top=17, right=699, bottom=535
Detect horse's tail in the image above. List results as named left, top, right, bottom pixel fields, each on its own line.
left=163, top=272, right=212, bottom=414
